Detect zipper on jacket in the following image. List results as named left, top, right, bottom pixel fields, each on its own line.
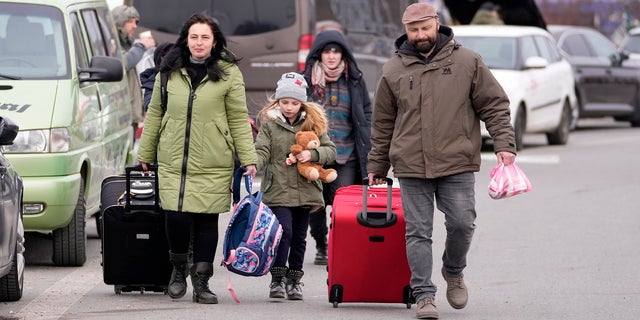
left=178, top=87, right=196, bottom=212
left=409, top=76, right=413, bottom=90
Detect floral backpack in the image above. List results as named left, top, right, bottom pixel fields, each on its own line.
left=222, top=167, right=282, bottom=278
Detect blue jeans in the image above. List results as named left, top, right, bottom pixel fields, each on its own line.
left=399, top=172, right=477, bottom=300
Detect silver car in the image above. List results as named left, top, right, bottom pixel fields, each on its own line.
left=0, top=116, right=24, bottom=302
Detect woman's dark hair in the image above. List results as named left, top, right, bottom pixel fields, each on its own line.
left=159, top=13, right=239, bottom=82
left=153, top=42, right=174, bottom=68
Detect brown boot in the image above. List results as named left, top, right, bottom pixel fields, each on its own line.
left=415, top=296, right=439, bottom=319
left=441, top=268, right=468, bottom=309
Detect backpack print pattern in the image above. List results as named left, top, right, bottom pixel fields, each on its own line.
left=223, top=168, right=283, bottom=276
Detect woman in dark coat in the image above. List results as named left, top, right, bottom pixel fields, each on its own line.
left=301, top=29, right=372, bottom=265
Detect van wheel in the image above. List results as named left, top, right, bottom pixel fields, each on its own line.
left=546, top=101, right=571, bottom=145
left=53, top=180, right=87, bottom=266
left=0, top=243, right=24, bottom=301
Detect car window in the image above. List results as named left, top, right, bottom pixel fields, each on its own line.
left=584, top=30, right=618, bottom=60
left=70, top=12, right=90, bottom=79
left=560, top=33, right=592, bottom=57
left=81, top=10, right=108, bottom=57
left=520, top=36, right=539, bottom=63
left=456, top=36, right=517, bottom=70
left=133, top=0, right=296, bottom=36
left=622, top=35, right=640, bottom=53
left=533, top=35, right=560, bottom=63
left=96, top=7, right=119, bottom=57
left=0, top=3, right=68, bottom=79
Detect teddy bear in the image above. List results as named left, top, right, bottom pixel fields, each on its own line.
left=287, top=131, right=337, bottom=183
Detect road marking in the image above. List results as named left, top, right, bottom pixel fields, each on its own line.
left=14, top=258, right=102, bottom=320
left=482, top=153, right=560, bottom=164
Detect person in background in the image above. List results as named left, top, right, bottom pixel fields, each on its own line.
left=301, top=29, right=371, bottom=265
left=139, top=41, right=174, bottom=112
left=137, top=13, right=257, bottom=304
left=470, top=1, right=504, bottom=25
left=254, top=72, right=336, bottom=300
left=367, top=3, right=516, bottom=319
left=111, top=4, right=155, bottom=143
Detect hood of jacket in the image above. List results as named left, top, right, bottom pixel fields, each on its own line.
left=394, top=25, right=454, bottom=62
left=302, top=30, right=362, bottom=80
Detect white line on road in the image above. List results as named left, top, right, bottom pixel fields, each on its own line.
left=481, top=153, right=560, bottom=164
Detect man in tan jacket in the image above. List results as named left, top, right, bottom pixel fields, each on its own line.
left=367, top=3, right=517, bottom=319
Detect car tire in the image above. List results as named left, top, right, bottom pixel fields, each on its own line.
left=52, top=179, right=87, bottom=266
left=514, top=106, right=526, bottom=151
left=0, top=244, right=24, bottom=302
left=547, top=101, right=571, bottom=145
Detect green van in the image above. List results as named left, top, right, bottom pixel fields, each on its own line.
left=0, top=0, right=133, bottom=266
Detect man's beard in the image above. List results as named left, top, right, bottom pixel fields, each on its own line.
left=411, top=37, right=436, bottom=54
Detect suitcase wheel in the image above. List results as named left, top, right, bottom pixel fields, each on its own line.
left=329, top=284, right=343, bottom=308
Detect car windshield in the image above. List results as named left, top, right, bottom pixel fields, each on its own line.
left=456, top=36, right=517, bottom=70
left=0, top=3, right=69, bottom=80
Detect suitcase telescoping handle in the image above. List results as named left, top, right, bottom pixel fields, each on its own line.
left=361, top=176, right=394, bottom=223
left=125, top=164, right=161, bottom=211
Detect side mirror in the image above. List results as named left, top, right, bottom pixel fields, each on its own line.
left=524, top=56, right=548, bottom=69
left=0, top=116, right=19, bottom=146
left=78, top=56, right=124, bottom=83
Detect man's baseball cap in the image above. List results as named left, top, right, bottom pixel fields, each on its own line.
left=402, top=3, right=438, bottom=24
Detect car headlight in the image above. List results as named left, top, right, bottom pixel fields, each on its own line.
left=50, top=128, right=70, bottom=152
left=1, top=128, right=70, bottom=153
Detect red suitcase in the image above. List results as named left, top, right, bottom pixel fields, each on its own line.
left=327, top=178, right=413, bottom=308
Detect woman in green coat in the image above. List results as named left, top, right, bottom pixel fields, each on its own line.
left=137, top=13, right=257, bottom=304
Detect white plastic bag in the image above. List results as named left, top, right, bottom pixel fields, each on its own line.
left=488, top=163, right=532, bottom=200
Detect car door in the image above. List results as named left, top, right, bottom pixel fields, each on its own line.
left=583, top=30, right=638, bottom=114
left=0, top=149, right=15, bottom=270
left=558, top=31, right=610, bottom=113
left=529, top=34, right=569, bottom=130
left=518, top=35, right=553, bottom=131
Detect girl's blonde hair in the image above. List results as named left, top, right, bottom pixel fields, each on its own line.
left=257, top=99, right=328, bottom=136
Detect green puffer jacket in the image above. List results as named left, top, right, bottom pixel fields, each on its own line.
left=137, top=62, right=257, bottom=213
left=255, top=110, right=336, bottom=209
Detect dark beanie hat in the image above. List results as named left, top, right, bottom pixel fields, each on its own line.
left=322, top=42, right=343, bottom=53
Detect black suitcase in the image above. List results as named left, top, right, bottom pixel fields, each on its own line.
left=100, top=165, right=172, bottom=294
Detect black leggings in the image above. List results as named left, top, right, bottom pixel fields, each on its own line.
left=165, top=210, right=219, bottom=263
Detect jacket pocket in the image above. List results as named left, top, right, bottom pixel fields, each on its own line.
left=202, top=121, right=234, bottom=168
left=157, top=118, right=180, bottom=168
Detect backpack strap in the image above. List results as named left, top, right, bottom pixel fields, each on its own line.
left=160, top=71, right=169, bottom=115
left=232, top=166, right=252, bottom=204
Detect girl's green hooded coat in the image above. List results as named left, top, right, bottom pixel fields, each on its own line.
left=138, top=61, right=257, bottom=214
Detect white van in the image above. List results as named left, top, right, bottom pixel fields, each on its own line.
left=0, top=0, right=133, bottom=266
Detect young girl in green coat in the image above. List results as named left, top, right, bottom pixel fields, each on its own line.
left=254, top=72, right=336, bottom=300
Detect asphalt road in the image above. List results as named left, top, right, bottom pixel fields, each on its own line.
left=2, top=118, right=640, bottom=320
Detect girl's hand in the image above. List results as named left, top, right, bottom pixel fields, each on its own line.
left=296, top=150, right=311, bottom=163
left=243, top=164, right=257, bottom=178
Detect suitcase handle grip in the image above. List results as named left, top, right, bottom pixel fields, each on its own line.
left=125, top=164, right=161, bottom=211
left=361, top=177, right=393, bottom=221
